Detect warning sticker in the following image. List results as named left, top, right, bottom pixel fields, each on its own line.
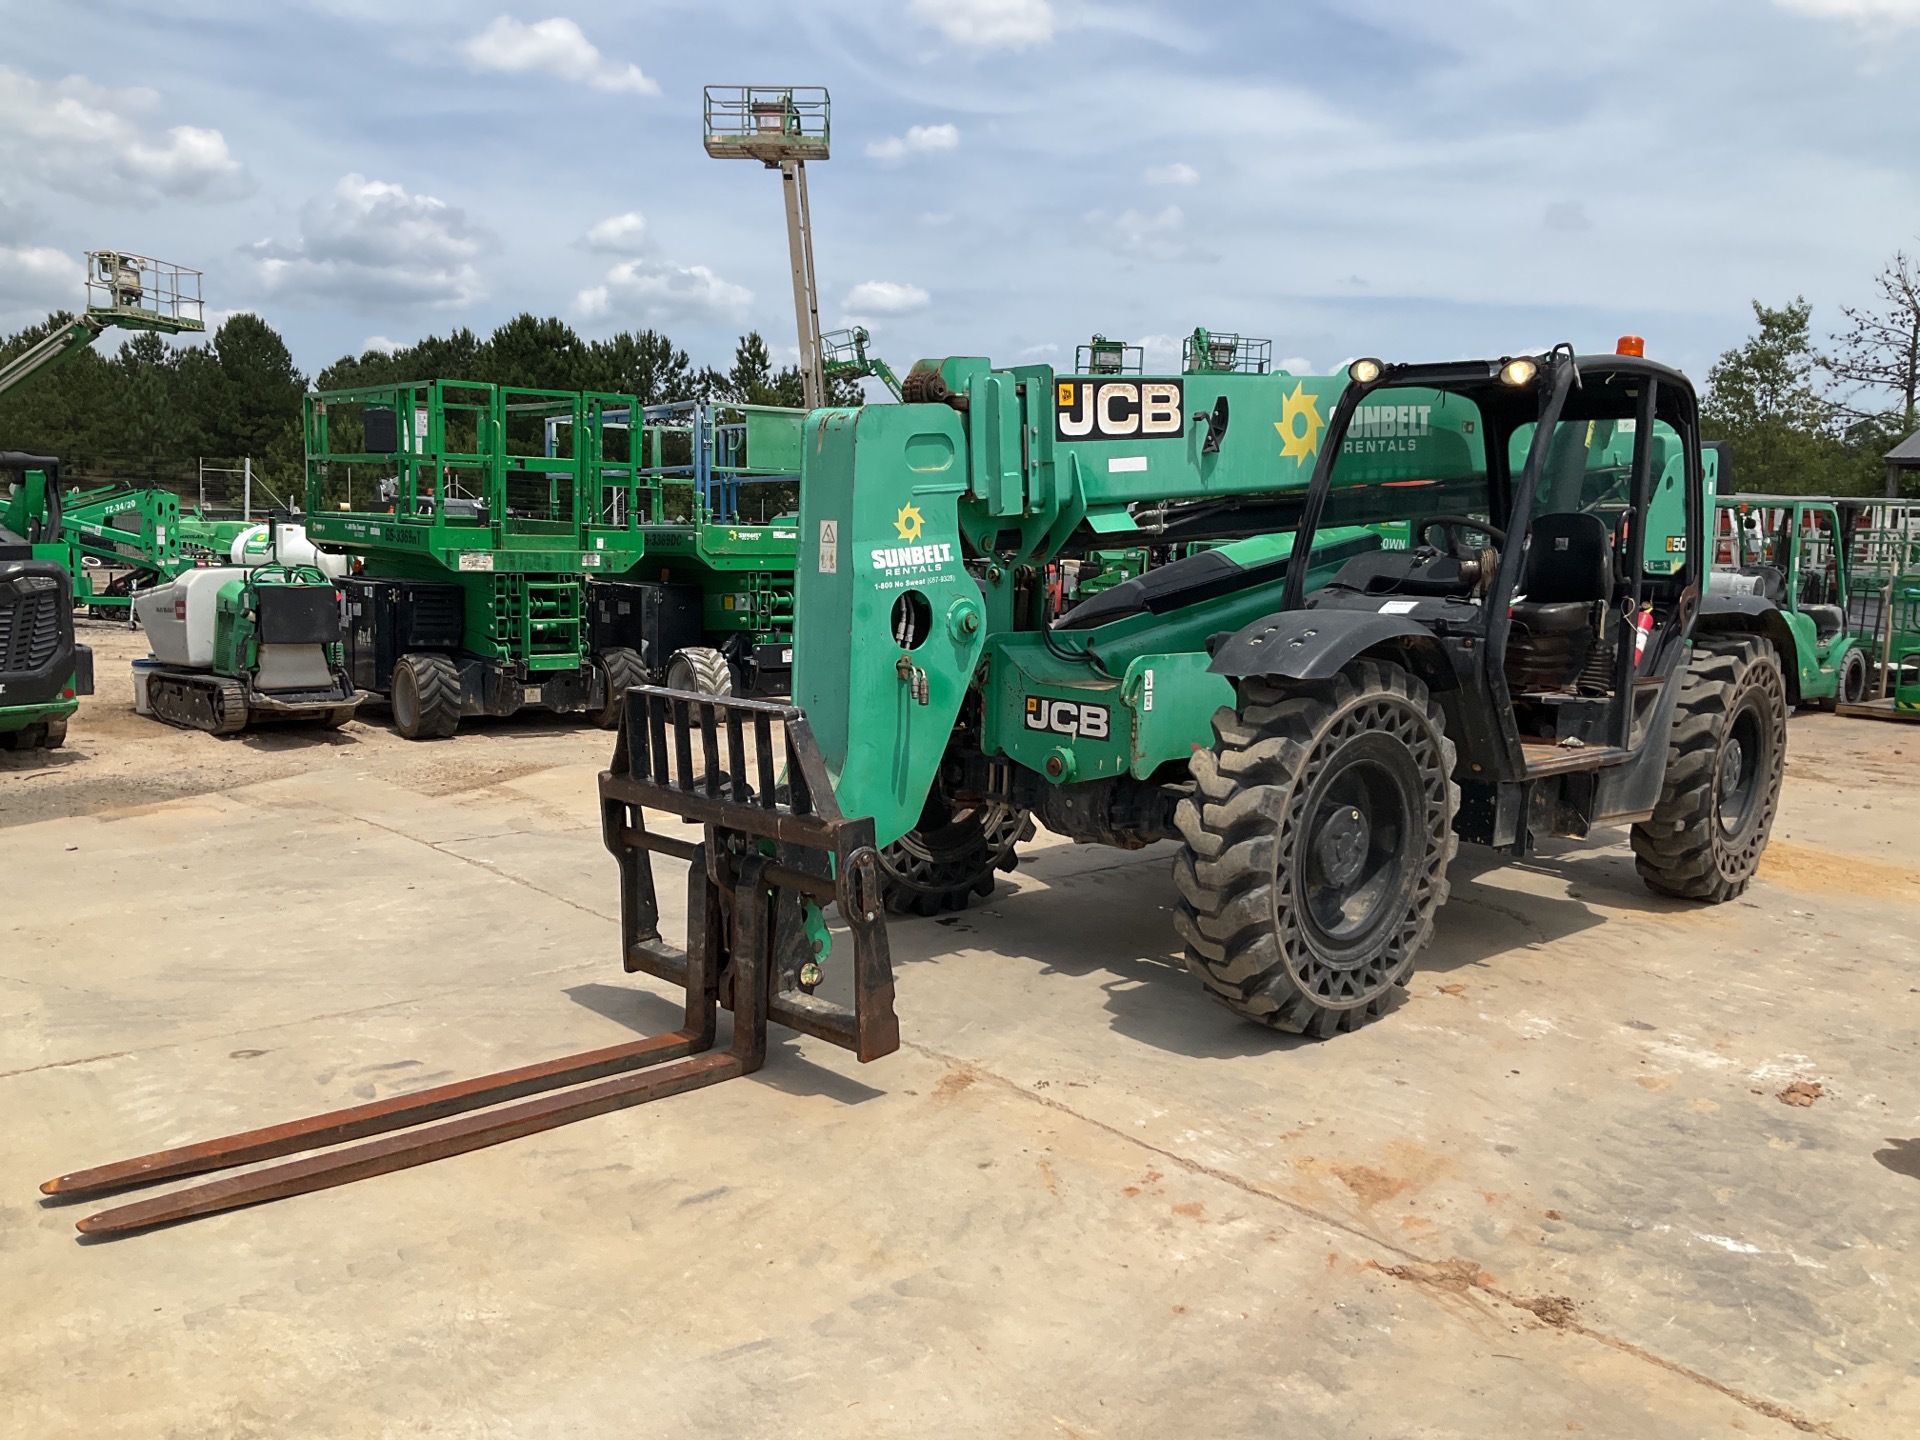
left=818, top=519, right=839, bottom=574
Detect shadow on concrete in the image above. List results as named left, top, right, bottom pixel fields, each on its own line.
left=0, top=744, right=87, bottom=776
left=562, top=981, right=886, bottom=1106
left=881, top=835, right=1635, bottom=1061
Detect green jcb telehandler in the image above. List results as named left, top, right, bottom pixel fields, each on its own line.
left=36, top=341, right=1811, bottom=1240
left=607, top=338, right=1797, bottom=1039
left=1, top=453, right=94, bottom=750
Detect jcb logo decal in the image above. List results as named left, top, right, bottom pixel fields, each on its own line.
left=1056, top=379, right=1183, bottom=441
left=1024, top=696, right=1110, bottom=739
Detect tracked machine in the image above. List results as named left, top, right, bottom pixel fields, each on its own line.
left=43, top=339, right=1797, bottom=1237
left=130, top=552, right=358, bottom=734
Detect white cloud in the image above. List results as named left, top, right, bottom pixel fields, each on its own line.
left=843, top=280, right=931, bottom=315
left=0, top=66, right=252, bottom=206
left=247, top=174, right=489, bottom=309
left=1019, top=341, right=1061, bottom=359
left=908, top=0, right=1055, bottom=49
left=1085, top=204, right=1209, bottom=263
left=463, top=16, right=659, bottom=94
left=866, top=123, right=961, bottom=162
left=577, top=259, right=751, bottom=325
left=0, top=245, right=84, bottom=314
left=1277, top=356, right=1314, bottom=375
left=1144, top=162, right=1199, bottom=185
left=1774, top=0, right=1920, bottom=23
left=1137, top=333, right=1181, bottom=370
left=584, top=211, right=649, bottom=253
left=361, top=335, right=404, bottom=354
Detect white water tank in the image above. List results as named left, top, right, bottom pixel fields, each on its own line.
left=134, top=568, right=248, bottom=668
left=229, top=522, right=348, bottom=579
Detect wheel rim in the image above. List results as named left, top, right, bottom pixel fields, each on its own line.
left=1716, top=703, right=1765, bottom=837
left=1295, top=734, right=1417, bottom=954
left=665, top=658, right=694, bottom=692
left=1273, top=695, right=1447, bottom=1007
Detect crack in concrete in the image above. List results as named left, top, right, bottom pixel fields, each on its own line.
left=905, top=1039, right=1853, bottom=1440
left=283, top=800, right=621, bottom=926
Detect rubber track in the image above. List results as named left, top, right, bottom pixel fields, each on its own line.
left=1170, top=659, right=1459, bottom=1038
left=1630, top=635, right=1787, bottom=902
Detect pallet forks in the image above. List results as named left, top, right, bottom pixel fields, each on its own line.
left=41, top=689, right=898, bottom=1237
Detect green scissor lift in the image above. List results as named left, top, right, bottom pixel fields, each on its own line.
left=622, top=398, right=804, bottom=696
left=306, top=380, right=657, bottom=738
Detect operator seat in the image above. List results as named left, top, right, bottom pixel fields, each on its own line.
left=1802, top=602, right=1845, bottom=642
left=1506, top=511, right=1613, bottom=693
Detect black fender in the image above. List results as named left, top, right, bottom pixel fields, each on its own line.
left=1207, top=609, right=1458, bottom=692
left=1696, top=594, right=1802, bottom=707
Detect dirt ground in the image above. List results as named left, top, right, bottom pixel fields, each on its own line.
left=3, top=618, right=1917, bottom=1438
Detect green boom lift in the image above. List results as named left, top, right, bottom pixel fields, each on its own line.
left=0, top=253, right=207, bottom=614
left=607, top=339, right=1798, bottom=1041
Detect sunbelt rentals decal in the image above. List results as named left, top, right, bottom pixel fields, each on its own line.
left=870, top=503, right=954, bottom=578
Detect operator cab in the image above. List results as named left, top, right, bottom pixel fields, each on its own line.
left=1290, top=345, right=1703, bottom=771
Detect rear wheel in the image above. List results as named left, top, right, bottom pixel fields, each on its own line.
left=879, top=795, right=1031, bottom=916
left=664, top=646, right=733, bottom=697
left=41, top=717, right=68, bottom=748
left=591, top=646, right=647, bottom=728
left=1632, top=635, right=1787, bottom=902
left=1172, top=659, right=1458, bottom=1037
left=391, top=653, right=461, bottom=740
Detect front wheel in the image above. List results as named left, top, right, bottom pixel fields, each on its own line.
left=1172, top=659, right=1459, bottom=1038
left=391, top=653, right=461, bottom=741
left=1837, top=646, right=1870, bottom=707
left=1632, top=636, right=1787, bottom=902
left=879, top=797, right=1031, bottom=916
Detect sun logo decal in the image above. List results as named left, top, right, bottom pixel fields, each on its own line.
left=1274, top=383, right=1326, bottom=466
left=893, top=502, right=925, bottom=541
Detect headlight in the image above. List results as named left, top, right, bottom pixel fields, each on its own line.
left=1499, top=357, right=1539, bottom=387
left=1348, top=357, right=1383, bottom=385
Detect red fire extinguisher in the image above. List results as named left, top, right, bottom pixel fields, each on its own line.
left=1633, top=603, right=1655, bottom=664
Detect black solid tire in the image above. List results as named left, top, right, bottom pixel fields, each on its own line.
left=42, top=716, right=68, bottom=748
left=663, top=646, right=734, bottom=697
left=878, top=800, right=1031, bottom=916
left=592, top=646, right=647, bottom=728
left=1632, top=635, right=1787, bottom=902
left=1172, top=659, right=1459, bottom=1038
left=391, top=653, right=461, bottom=740
left=1836, top=646, right=1869, bottom=708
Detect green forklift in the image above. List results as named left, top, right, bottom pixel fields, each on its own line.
left=1712, top=492, right=1877, bottom=707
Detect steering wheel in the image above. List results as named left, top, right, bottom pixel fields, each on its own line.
left=1420, top=514, right=1508, bottom=556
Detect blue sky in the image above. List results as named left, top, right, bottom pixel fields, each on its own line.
left=3, top=0, right=1919, bottom=390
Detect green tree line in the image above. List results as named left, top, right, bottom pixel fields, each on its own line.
left=0, top=313, right=847, bottom=504
left=1703, top=245, right=1920, bottom=497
